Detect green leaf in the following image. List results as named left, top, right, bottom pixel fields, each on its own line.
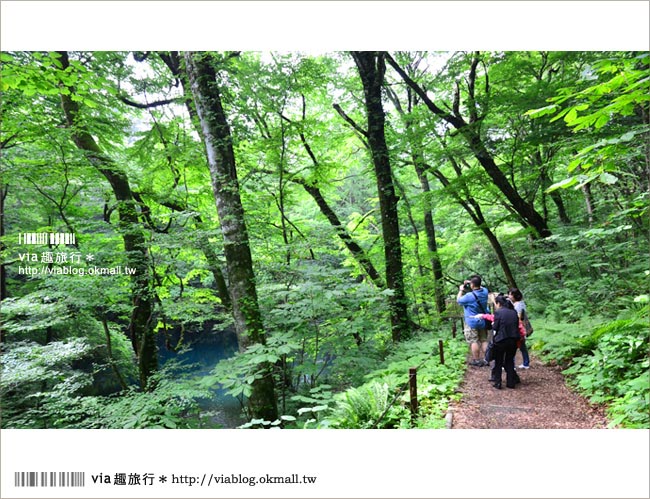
left=524, top=104, right=558, bottom=119
left=564, top=107, right=578, bottom=124
left=594, top=113, right=609, bottom=129
left=619, top=131, right=637, bottom=142
left=598, top=172, right=618, bottom=185
left=567, top=157, right=585, bottom=173
left=546, top=176, right=578, bottom=192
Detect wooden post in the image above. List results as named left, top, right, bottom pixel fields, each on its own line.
left=451, top=318, right=457, bottom=338
left=439, top=339, right=445, bottom=365
left=409, top=367, right=418, bottom=423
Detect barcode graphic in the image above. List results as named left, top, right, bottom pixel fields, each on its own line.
left=14, top=472, right=85, bottom=487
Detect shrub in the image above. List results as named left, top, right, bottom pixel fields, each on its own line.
left=534, top=304, right=649, bottom=428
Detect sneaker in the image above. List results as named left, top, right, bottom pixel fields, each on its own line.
left=469, top=359, right=482, bottom=367
left=518, top=364, right=530, bottom=369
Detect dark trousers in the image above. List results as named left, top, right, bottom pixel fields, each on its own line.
left=492, top=337, right=518, bottom=388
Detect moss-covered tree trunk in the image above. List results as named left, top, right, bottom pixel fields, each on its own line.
left=183, top=51, right=277, bottom=420
left=352, top=52, right=410, bottom=342
left=385, top=85, right=446, bottom=315
left=56, top=51, right=157, bottom=390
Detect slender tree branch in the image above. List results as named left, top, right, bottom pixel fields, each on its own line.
left=1, top=131, right=21, bottom=150
left=100, top=314, right=129, bottom=391
left=24, top=177, right=79, bottom=247
left=118, top=95, right=179, bottom=109
left=349, top=209, right=377, bottom=235
left=467, top=51, right=480, bottom=124
left=453, top=80, right=461, bottom=118
left=332, top=103, right=370, bottom=146
left=384, top=52, right=466, bottom=129
left=132, top=191, right=172, bottom=233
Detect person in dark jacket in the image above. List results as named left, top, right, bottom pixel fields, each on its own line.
left=490, top=294, right=521, bottom=389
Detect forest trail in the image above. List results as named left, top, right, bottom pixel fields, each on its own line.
left=447, top=351, right=609, bottom=429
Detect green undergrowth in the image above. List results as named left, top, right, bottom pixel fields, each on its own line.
left=531, top=301, right=649, bottom=428
left=241, top=332, right=467, bottom=429
left=1, top=346, right=211, bottom=429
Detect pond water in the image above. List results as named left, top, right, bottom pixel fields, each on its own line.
left=157, top=324, right=245, bottom=428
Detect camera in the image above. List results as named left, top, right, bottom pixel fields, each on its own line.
left=463, top=280, right=472, bottom=292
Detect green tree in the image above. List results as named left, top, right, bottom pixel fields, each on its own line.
left=386, top=51, right=553, bottom=239
left=352, top=51, right=410, bottom=342
left=55, top=51, right=158, bottom=390
left=183, top=51, right=278, bottom=420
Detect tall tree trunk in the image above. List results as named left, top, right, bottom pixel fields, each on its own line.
left=385, top=53, right=552, bottom=239
left=536, top=151, right=571, bottom=224
left=352, top=51, right=410, bottom=342
left=183, top=51, right=277, bottom=420
left=414, top=163, right=446, bottom=315
left=0, top=185, right=7, bottom=302
left=197, top=235, right=232, bottom=310
left=56, top=51, right=157, bottom=390
left=582, top=183, right=595, bottom=226
left=0, top=184, right=7, bottom=344
left=385, top=86, right=446, bottom=315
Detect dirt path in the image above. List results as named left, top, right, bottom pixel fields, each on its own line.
left=447, top=351, right=609, bottom=429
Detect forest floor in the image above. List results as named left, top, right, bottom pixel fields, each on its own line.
left=447, top=350, right=609, bottom=429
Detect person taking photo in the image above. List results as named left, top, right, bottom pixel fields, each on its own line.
left=457, top=275, right=490, bottom=367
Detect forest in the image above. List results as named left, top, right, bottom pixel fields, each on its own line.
left=1, top=50, right=648, bottom=430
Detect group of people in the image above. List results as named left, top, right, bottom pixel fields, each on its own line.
left=456, top=276, right=530, bottom=389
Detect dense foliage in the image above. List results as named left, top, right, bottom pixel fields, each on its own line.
left=534, top=302, right=649, bottom=428
left=1, top=51, right=648, bottom=429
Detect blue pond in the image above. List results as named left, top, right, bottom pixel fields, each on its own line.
left=156, top=324, right=245, bottom=428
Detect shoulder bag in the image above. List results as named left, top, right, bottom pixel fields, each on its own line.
left=472, top=291, right=492, bottom=330
left=521, top=308, right=534, bottom=337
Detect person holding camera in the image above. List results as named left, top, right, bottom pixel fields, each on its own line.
left=457, top=275, right=490, bottom=367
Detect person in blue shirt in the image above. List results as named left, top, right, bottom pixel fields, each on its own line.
left=457, top=275, right=490, bottom=367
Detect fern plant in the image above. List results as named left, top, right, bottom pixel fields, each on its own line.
left=328, top=376, right=408, bottom=429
